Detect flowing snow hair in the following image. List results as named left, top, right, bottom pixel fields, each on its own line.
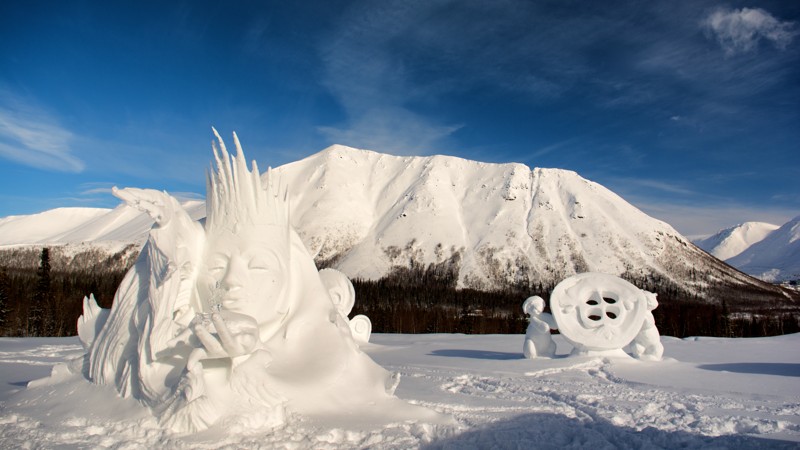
left=205, top=128, right=290, bottom=233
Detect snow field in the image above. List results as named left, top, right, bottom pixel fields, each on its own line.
left=3, top=333, right=797, bottom=448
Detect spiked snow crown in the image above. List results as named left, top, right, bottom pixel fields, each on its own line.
left=205, top=128, right=290, bottom=234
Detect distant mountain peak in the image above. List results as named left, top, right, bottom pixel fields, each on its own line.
left=727, top=216, right=800, bottom=282
left=694, top=221, right=779, bottom=261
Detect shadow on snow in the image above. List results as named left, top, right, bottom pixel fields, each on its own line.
left=423, top=412, right=797, bottom=450
left=698, top=362, right=800, bottom=378
left=428, top=349, right=523, bottom=360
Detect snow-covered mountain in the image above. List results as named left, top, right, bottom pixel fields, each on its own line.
left=727, top=216, right=800, bottom=283
left=0, top=208, right=111, bottom=246
left=0, top=146, right=792, bottom=305
left=273, top=146, right=789, bottom=304
left=694, top=221, right=779, bottom=261
left=0, top=201, right=205, bottom=253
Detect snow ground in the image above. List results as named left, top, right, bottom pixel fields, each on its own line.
left=1, top=333, right=798, bottom=449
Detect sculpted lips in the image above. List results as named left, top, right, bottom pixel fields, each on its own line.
left=222, top=297, right=246, bottom=308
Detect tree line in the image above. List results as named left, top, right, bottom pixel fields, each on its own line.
left=352, top=262, right=800, bottom=337
left=1, top=246, right=798, bottom=338
left=0, top=247, right=133, bottom=337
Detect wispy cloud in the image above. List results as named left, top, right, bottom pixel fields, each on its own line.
left=316, top=1, right=590, bottom=155
left=316, top=1, right=798, bottom=160
left=0, top=89, right=84, bottom=172
left=318, top=107, right=462, bottom=155
left=607, top=177, right=697, bottom=197
left=630, top=199, right=797, bottom=238
left=317, top=2, right=462, bottom=155
left=529, top=139, right=583, bottom=160
left=703, top=7, right=798, bottom=56
left=79, top=182, right=115, bottom=196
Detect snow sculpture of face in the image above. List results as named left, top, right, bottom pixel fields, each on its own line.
left=199, top=131, right=295, bottom=341
left=199, top=225, right=289, bottom=334
left=550, top=272, right=648, bottom=351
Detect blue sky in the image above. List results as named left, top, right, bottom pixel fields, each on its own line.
left=1, top=0, right=798, bottom=237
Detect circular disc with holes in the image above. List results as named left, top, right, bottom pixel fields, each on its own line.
left=550, top=272, right=648, bottom=351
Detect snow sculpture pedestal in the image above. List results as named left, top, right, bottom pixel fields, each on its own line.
left=78, top=129, right=445, bottom=434
left=545, top=272, right=664, bottom=360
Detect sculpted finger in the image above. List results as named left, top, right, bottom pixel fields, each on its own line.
left=194, top=325, right=225, bottom=356
left=211, top=313, right=244, bottom=356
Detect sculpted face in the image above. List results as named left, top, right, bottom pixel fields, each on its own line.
left=199, top=226, right=289, bottom=330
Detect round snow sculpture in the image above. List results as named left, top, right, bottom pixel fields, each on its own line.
left=349, top=315, right=372, bottom=344
left=550, top=272, right=649, bottom=352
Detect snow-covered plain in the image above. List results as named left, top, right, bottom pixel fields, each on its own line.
left=1, top=333, right=798, bottom=448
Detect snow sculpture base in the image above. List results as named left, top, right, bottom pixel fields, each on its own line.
left=77, top=130, right=446, bottom=434
left=543, top=272, right=663, bottom=360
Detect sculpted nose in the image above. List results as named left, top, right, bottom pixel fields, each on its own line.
left=221, top=255, right=246, bottom=291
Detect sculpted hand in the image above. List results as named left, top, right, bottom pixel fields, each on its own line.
left=190, top=311, right=260, bottom=359
left=113, top=186, right=179, bottom=227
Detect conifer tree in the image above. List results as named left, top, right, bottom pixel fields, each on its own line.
left=0, top=267, right=9, bottom=330
left=29, top=247, right=52, bottom=336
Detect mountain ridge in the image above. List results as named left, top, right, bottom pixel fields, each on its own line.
left=728, top=216, right=800, bottom=283
left=270, top=146, right=793, bottom=309
left=0, top=146, right=795, bottom=308
left=694, top=221, right=779, bottom=261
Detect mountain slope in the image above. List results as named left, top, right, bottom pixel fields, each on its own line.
left=0, top=202, right=206, bottom=252
left=694, top=222, right=779, bottom=260
left=727, top=216, right=800, bottom=283
left=0, top=208, right=111, bottom=246
left=273, top=146, right=791, bottom=307
left=0, top=146, right=794, bottom=309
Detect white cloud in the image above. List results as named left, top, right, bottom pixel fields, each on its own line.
left=703, top=7, right=798, bottom=55
left=0, top=90, right=84, bottom=172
